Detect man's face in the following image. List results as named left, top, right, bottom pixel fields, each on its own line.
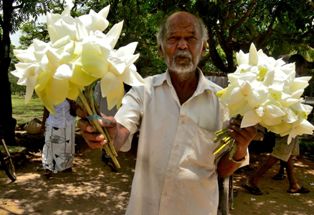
left=161, top=13, right=204, bottom=75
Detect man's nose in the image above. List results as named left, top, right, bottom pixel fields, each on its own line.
left=177, top=39, right=188, bottom=49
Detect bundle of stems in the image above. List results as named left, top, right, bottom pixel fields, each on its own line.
left=77, top=84, right=120, bottom=169
left=213, top=128, right=237, bottom=159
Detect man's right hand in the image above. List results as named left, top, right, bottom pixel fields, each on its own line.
left=77, top=114, right=117, bottom=149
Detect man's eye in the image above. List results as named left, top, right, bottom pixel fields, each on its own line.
left=167, top=38, right=177, bottom=44
left=188, top=37, right=197, bottom=42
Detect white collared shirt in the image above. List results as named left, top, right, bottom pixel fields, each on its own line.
left=115, top=70, right=230, bottom=215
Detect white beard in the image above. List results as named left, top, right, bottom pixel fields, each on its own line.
left=166, top=50, right=199, bottom=75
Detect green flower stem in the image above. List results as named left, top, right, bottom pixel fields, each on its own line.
left=213, top=128, right=236, bottom=157
left=78, top=92, right=121, bottom=169
left=87, top=85, right=97, bottom=114
left=213, top=141, right=230, bottom=155
left=228, top=141, right=237, bottom=160
left=86, top=87, right=118, bottom=158
left=103, top=124, right=118, bottom=156
left=215, top=128, right=228, bottom=136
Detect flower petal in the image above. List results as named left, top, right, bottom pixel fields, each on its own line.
left=80, top=40, right=110, bottom=78
left=249, top=43, right=258, bottom=66
left=105, top=21, right=124, bottom=48
left=100, top=72, right=124, bottom=110
left=121, top=64, right=145, bottom=86
left=35, top=75, right=69, bottom=113
left=241, top=110, right=260, bottom=127
left=70, top=64, right=98, bottom=87
left=78, top=7, right=110, bottom=32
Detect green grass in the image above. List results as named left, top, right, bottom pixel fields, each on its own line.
left=12, top=95, right=44, bottom=125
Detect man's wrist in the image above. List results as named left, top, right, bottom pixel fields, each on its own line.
left=229, top=155, right=246, bottom=164
left=232, top=145, right=248, bottom=161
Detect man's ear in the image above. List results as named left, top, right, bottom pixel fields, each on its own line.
left=201, top=42, right=208, bottom=56
left=158, top=45, right=164, bottom=57
left=203, top=41, right=208, bottom=51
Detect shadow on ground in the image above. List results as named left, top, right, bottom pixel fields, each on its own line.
left=230, top=153, right=314, bottom=215
left=0, top=144, right=136, bottom=215
left=1, top=132, right=313, bottom=215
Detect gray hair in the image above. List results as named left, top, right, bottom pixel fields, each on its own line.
left=156, top=13, right=208, bottom=49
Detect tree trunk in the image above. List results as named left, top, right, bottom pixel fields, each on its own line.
left=0, top=0, right=16, bottom=144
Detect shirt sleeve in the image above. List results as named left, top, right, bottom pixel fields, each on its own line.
left=114, top=86, right=143, bottom=135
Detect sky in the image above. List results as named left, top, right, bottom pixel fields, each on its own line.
left=11, top=31, right=22, bottom=46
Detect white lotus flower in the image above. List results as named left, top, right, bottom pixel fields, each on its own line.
left=11, top=39, right=49, bottom=103
left=12, top=2, right=144, bottom=113
left=101, top=42, right=144, bottom=109
left=217, top=43, right=314, bottom=144
left=12, top=0, right=144, bottom=169
left=47, top=3, right=110, bottom=43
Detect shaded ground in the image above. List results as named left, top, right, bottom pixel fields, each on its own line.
left=0, top=148, right=135, bottom=215
left=230, top=154, right=314, bottom=215
left=1, top=133, right=314, bottom=215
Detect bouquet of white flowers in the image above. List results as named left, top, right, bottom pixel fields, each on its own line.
left=11, top=1, right=144, bottom=169
left=214, top=43, right=314, bottom=155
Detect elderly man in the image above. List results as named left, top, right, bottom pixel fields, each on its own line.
left=78, top=11, right=256, bottom=215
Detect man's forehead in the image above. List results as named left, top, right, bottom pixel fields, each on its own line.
left=166, top=12, right=199, bottom=35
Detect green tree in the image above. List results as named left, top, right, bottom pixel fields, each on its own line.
left=88, top=0, right=314, bottom=75
left=19, top=22, right=49, bottom=48
left=193, top=0, right=314, bottom=73
left=0, top=0, right=24, bottom=143
left=0, top=0, right=50, bottom=143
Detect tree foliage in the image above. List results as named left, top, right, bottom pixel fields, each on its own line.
left=15, top=0, right=314, bottom=76
left=0, top=0, right=52, bottom=143
left=193, top=0, right=314, bottom=73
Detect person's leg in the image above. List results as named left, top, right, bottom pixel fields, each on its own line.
left=285, top=138, right=310, bottom=193
left=53, top=125, right=75, bottom=172
left=286, top=156, right=299, bottom=191
left=249, top=155, right=278, bottom=187
left=286, top=156, right=309, bottom=193
left=242, top=155, right=278, bottom=195
left=272, top=160, right=287, bottom=180
left=279, top=160, right=286, bottom=174
left=42, top=125, right=54, bottom=179
left=42, top=125, right=54, bottom=171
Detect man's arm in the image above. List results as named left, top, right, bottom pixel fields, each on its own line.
left=217, top=119, right=257, bottom=178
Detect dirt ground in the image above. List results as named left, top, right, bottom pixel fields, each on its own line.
left=1, top=134, right=314, bottom=215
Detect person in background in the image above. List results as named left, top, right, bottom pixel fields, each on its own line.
left=243, top=135, right=310, bottom=195
left=78, top=11, right=257, bottom=214
left=41, top=99, right=77, bottom=179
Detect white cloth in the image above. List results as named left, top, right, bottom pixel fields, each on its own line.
left=42, top=100, right=76, bottom=172
left=45, top=100, right=75, bottom=128
left=115, top=70, right=231, bottom=215
left=94, top=82, right=119, bottom=116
